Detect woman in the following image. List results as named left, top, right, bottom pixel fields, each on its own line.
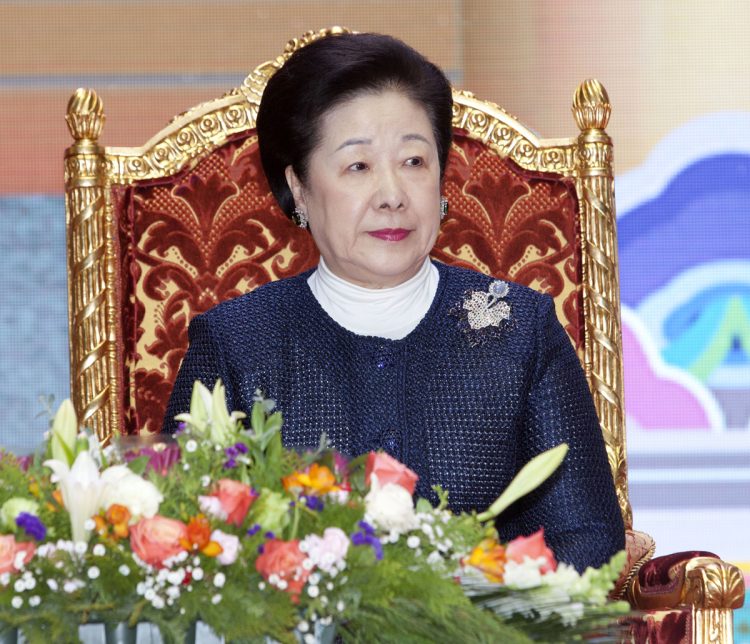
left=164, top=33, right=624, bottom=571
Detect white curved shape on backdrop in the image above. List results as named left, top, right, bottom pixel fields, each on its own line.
left=636, top=259, right=750, bottom=348
left=615, top=111, right=750, bottom=215
left=622, top=306, right=725, bottom=431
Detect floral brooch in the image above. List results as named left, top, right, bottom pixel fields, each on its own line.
left=450, top=280, right=512, bottom=346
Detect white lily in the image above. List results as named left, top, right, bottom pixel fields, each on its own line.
left=44, top=451, right=106, bottom=543
left=50, top=399, right=78, bottom=467
left=175, top=380, right=245, bottom=446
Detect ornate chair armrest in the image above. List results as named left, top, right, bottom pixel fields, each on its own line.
left=610, top=529, right=656, bottom=600
left=628, top=551, right=746, bottom=611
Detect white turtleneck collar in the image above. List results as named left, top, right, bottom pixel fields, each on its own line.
left=307, top=257, right=439, bottom=340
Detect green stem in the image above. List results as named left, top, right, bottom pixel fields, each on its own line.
left=128, top=600, right=147, bottom=627
left=290, top=496, right=300, bottom=541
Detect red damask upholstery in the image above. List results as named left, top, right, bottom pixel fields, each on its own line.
left=624, top=610, right=691, bottom=644
left=638, top=551, right=719, bottom=596
left=113, top=129, right=582, bottom=434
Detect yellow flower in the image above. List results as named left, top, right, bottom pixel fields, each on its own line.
left=465, top=538, right=506, bottom=583
left=283, top=464, right=340, bottom=496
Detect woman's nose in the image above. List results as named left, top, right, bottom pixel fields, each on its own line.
left=375, top=169, right=406, bottom=211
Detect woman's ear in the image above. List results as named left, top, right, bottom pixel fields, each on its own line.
left=285, top=166, right=306, bottom=211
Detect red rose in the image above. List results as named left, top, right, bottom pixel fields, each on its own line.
left=130, top=516, right=188, bottom=567
left=505, top=528, right=557, bottom=574
left=365, top=452, right=418, bottom=494
left=255, top=539, right=311, bottom=601
left=216, top=479, right=256, bottom=527
left=0, top=535, right=35, bottom=574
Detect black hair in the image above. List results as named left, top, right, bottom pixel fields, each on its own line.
left=256, top=32, right=453, bottom=217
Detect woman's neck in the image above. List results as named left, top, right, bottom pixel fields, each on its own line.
left=307, top=256, right=439, bottom=340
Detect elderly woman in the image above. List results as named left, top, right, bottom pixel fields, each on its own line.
left=164, top=33, right=624, bottom=571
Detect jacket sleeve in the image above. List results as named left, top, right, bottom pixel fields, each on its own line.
left=161, top=314, right=232, bottom=434
left=498, top=294, right=625, bottom=571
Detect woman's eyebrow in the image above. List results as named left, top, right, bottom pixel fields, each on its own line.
left=402, top=133, right=430, bottom=144
left=335, top=133, right=430, bottom=152
left=335, top=138, right=371, bottom=151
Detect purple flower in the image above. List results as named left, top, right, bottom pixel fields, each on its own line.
left=257, top=543, right=265, bottom=554
left=225, top=442, right=248, bottom=461
left=16, top=513, right=46, bottom=541
left=351, top=528, right=383, bottom=561
left=358, top=520, right=376, bottom=536
left=247, top=524, right=261, bottom=537
left=302, top=495, right=324, bottom=512
left=264, top=531, right=275, bottom=539
left=223, top=458, right=237, bottom=470
left=16, top=455, right=34, bottom=473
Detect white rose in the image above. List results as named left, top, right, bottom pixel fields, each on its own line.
left=100, top=466, right=163, bottom=520
left=364, top=475, right=418, bottom=533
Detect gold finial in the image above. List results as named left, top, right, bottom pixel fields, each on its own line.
left=66, top=88, right=105, bottom=142
left=572, top=79, right=611, bottom=131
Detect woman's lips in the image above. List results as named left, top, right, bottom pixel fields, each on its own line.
left=367, top=228, right=411, bottom=241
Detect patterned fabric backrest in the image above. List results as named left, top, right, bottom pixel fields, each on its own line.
left=111, top=129, right=583, bottom=436
left=65, top=27, right=628, bottom=528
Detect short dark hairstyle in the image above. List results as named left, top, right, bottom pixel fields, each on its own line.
left=256, top=32, right=453, bottom=218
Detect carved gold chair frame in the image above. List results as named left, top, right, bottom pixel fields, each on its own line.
left=64, top=27, right=744, bottom=642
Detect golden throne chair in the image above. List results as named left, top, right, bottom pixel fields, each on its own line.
left=64, top=27, right=744, bottom=643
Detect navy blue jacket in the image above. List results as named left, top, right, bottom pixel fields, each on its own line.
left=164, top=261, right=625, bottom=571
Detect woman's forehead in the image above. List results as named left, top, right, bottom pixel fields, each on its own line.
left=317, top=90, right=435, bottom=150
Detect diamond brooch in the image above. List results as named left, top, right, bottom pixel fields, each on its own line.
left=451, top=280, right=512, bottom=345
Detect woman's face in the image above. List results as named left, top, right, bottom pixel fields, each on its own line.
left=285, top=90, right=442, bottom=289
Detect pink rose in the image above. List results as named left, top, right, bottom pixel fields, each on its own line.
left=365, top=452, right=418, bottom=495
left=211, top=529, right=240, bottom=565
left=0, top=535, right=35, bottom=574
left=130, top=516, right=188, bottom=568
left=506, top=528, right=557, bottom=574
left=255, top=539, right=311, bottom=601
left=215, top=479, right=256, bottom=527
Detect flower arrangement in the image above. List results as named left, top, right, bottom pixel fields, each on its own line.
left=0, top=382, right=629, bottom=643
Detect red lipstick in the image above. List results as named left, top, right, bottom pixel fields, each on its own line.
left=367, top=228, right=411, bottom=241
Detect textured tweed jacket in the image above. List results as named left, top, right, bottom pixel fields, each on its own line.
left=164, top=261, right=625, bottom=571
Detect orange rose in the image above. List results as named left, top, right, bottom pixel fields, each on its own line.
left=106, top=504, right=132, bottom=539
left=0, top=535, right=35, bottom=575
left=465, top=538, right=506, bottom=583
left=255, top=539, right=311, bottom=601
left=215, top=479, right=256, bottom=527
left=130, top=516, right=188, bottom=568
left=180, top=515, right=223, bottom=557
left=365, top=452, right=418, bottom=495
left=506, top=528, right=557, bottom=574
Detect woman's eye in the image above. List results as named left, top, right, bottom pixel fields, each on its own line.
left=405, top=157, right=423, bottom=167
left=348, top=162, right=368, bottom=172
